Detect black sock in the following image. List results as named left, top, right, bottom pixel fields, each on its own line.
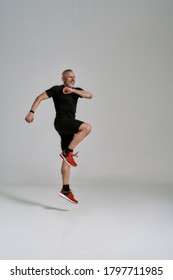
left=65, top=147, right=73, bottom=154
left=63, top=184, right=70, bottom=192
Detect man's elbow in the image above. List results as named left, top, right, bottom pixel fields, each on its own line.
left=88, top=92, right=93, bottom=99
left=36, top=92, right=48, bottom=102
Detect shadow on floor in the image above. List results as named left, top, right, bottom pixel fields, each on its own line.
left=0, top=191, right=69, bottom=211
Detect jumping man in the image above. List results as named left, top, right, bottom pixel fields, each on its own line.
left=25, top=69, right=93, bottom=204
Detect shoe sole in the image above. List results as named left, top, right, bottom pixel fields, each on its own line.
left=58, top=192, right=78, bottom=204
left=60, top=153, right=77, bottom=167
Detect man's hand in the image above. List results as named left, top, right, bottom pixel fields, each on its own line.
left=63, top=87, right=73, bottom=94
left=25, top=112, right=34, bottom=123
left=24, top=92, right=49, bottom=124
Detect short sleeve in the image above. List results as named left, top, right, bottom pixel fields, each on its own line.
left=45, top=86, right=61, bottom=98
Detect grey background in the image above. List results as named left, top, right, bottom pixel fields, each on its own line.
left=1, top=0, right=173, bottom=185
left=0, top=0, right=173, bottom=260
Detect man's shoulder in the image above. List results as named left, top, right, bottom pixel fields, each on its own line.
left=46, top=84, right=64, bottom=97
left=46, top=85, right=83, bottom=98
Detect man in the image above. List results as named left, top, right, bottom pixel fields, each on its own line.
left=25, top=69, right=93, bottom=204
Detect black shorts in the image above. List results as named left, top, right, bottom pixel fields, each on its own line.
left=58, top=134, right=74, bottom=150
left=54, top=118, right=84, bottom=150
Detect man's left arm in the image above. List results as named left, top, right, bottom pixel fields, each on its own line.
left=63, top=87, right=93, bottom=99
left=74, top=88, right=93, bottom=99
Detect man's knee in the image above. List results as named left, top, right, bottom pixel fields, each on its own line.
left=86, top=124, right=92, bottom=134
left=81, top=123, right=92, bottom=135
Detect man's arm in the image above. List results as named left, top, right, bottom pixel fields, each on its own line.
left=63, top=87, right=93, bottom=99
left=25, top=91, right=49, bottom=123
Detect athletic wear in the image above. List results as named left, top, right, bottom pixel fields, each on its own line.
left=46, top=85, right=84, bottom=149
left=65, top=147, right=73, bottom=154
left=46, top=85, right=82, bottom=119
left=54, top=118, right=83, bottom=135
left=59, top=134, right=74, bottom=151
left=60, top=150, right=78, bottom=167
left=59, top=189, right=78, bottom=204
left=63, top=184, right=70, bottom=192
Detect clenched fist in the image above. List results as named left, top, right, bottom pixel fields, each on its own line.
left=63, top=87, right=74, bottom=94
left=25, top=112, right=34, bottom=123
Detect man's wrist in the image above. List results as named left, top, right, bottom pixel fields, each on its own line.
left=30, top=110, right=34, bottom=114
left=74, top=89, right=79, bottom=94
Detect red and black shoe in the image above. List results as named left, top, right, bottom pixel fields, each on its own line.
left=58, top=189, right=78, bottom=204
left=60, top=150, right=78, bottom=167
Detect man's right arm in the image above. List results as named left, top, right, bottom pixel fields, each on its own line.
left=25, top=91, right=49, bottom=123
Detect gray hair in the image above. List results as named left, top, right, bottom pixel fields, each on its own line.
left=62, top=69, right=73, bottom=76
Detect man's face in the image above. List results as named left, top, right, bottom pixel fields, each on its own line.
left=62, top=71, right=75, bottom=87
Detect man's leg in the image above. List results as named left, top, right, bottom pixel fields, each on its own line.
left=68, top=122, right=92, bottom=150
left=59, top=134, right=78, bottom=203
left=59, top=160, right=78, bottom=203
left=61, top=160, right=70, bottom=185
left=60, top=123, right=92, bottom=167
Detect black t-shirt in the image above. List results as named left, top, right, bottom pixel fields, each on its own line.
left=46, top=85, right=82, bottom=119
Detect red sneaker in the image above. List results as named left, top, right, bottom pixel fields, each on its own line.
left=59, top=189, right=78, bottom=204
left=60, top=151, right=78, bottom=167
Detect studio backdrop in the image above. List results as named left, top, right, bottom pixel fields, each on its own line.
left=0, top=0, right=173, bottom=186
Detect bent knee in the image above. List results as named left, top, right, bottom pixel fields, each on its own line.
left=87, top=124, right=92, bottom=134
left=81, top=123, right=92, bottom=135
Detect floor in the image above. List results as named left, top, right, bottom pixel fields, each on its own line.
left=0, top=179, right=173, bottom=260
